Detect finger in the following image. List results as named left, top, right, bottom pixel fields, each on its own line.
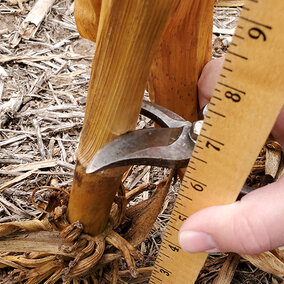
left=178, top=177, right=284, bottom=254
left=198, top=56, right=225, bottom=108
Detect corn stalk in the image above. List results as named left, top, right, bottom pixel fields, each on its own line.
left=68, top=0, right=179, bottom=237
left=148, top=0, right=215, bottom=121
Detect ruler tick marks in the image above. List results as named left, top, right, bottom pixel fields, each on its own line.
left=199, top=134, right=224, bottom=146
left=186, top=176, right=207, bottom=186
left=164, top=231, right=172, bottom=236
left=151, top=275, right=162, bottom=282
left=234, top=34, right=245, bottom=40
left=223, top=66, right=232, bottom=72
left=230, top=42, right=237, bottom=47
left=225, top=58, right=231, bottom=63
left=217, top=82, right=246, bottom=94
left=227, top=50, right=248, bottom=60
left=196, top=145, right=204, bottom=150
left=248, top=0, right=258, bottom=2
left=240, top=16, right=271, bottom=29
left=193, top=150, right=199, bottom=154
left=204, top=121, right=212, bottom=127
left=220, top=74, right=226, bottom=78
left=168, top=224, right=179, bottom=232
left=212, top=95, right=222, bottom=101
left=188, top=166, right=196, bottom=170
left=165, top=239, right=181, bottom=249
left=175, top=201, right=184, bottom=207
left=214, top=88, right=221, bottom=92
left=159, top=251, right=170, bottom=259
left=191, top=155, right=207, bottom=164
left=208, top=108, right=226, bottom=118
left=242, top=6, right=250, bottom=11
left=156, top=264, right=172, bottom=274
left=179, top=192, right=193, bottom=201
left=237, top=25, right=244, bottom=29
left=174, top=210, right=189, bottom=218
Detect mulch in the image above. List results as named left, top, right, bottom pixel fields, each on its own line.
left=0, top=1, right=283, bottom=283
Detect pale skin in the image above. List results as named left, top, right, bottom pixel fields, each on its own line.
left=178, top=57, right=284, bottom=254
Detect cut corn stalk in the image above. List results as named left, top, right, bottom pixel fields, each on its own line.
left=68, top=0, right=179, bottom=237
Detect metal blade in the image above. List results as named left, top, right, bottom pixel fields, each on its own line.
left=86, top=124, right=194, bottom=174
left=141, top=101, right=187, bottom=128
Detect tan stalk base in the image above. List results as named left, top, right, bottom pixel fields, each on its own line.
left=0, top=173, right=174, bottom=283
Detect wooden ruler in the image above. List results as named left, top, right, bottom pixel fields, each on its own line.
left=150, top=0, right=284, bottom=283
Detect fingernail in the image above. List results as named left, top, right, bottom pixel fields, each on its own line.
left=179, top=231, right=218, bottom=253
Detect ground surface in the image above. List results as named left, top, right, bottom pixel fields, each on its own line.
left=0, top=1, right=283, bottom=283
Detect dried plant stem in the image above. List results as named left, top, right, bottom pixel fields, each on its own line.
left=148, top=0, right=215, bottom=121
left=68, top=0, right=179, bottom=236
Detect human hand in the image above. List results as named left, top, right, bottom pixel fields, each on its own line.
left=178, top=57, right=284, bottom=254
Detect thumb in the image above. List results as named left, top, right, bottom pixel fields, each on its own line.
left=178, top=177, right=284, bottom=254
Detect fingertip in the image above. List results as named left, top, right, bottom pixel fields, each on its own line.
left=178, top=182, right=284, bottom=254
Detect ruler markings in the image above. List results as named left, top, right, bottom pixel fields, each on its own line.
left=223, top=66, right=233, bottom=72
left=234, top=34, right=245, bottom=40
left=199, top=133, right=224, bottom=145
left=227, top=50, right=248, bottom=60
left=175, top=201, right=184, bottom=207
left=217, top=81, right=246, bottom=94
left=212, top=95, right=222, bottom=101
left=204, top=121, right=212, bottom=127
left=225, top=58, right=231, bottom=63
left=191, top=155, right=207, bottom=164
left=220, top=74, right=226, bottom=78
left=151, top=275, right=162, bottom=282
left=185, top=176, right=207, bottom=187
left=242, top=6, right=250, bottom=11
left=207, top=108, right=226, bottom=118
left=155, top=264, right=172, bottom=274
left=167, top=224, right=179, bottom=232
left=178, top=192, right=193, bottom=201
left=164, top=239, right=181, bottom=249
left=195, top=145, right=203, bottom=150
left=239, top=16, right=272, bottom=29
left=164, top=231, right=172, bottom=237
left=173, top=210, right=189, bottom=218
left=159, top=252, right=170, bottom=258
left=187, top=166, right=196, bottom=170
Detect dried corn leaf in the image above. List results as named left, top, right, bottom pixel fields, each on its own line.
left=0, top=231, right=74, bottom=257
left=241, top=252, right=284, bottom=278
